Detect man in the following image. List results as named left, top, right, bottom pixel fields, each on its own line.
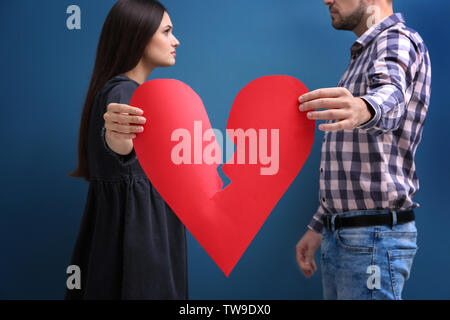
left=296, top=0, right=431, bottom=300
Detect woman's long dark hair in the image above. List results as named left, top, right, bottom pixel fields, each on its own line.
left=69, top=0, right=166, bottom=181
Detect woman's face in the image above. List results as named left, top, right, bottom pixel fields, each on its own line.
left=144, top=11, right=180, bottom=68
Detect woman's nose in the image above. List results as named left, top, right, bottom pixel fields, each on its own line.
left=172, top=35, right=180, bottom=47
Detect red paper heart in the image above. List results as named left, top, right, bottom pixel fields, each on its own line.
left=131, top=75, right=314, bottom=276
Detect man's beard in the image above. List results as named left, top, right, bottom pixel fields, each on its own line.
left=331, top=2, right=367, bottom=31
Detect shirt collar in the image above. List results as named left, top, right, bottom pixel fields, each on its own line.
left=351, top=12, right=405, bottom=57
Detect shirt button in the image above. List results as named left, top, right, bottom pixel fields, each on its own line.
left=322, top=198, right=326, bottom=203
left=320, top=168, right=324, bottom=173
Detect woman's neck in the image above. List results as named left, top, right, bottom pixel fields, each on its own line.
left=124, top=60, right=154, bottom=85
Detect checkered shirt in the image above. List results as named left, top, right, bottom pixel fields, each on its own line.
left=308, top=13, right=432, bottom=233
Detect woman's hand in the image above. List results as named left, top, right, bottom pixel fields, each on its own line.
left=104, top=103, right=147, bottom=140
left=103, top=103, right=147, bottom=155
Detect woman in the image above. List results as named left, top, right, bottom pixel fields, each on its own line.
left=67, top=0, right=187, bottom=299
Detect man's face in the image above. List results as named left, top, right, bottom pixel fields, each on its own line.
left=324, top=0, right=367, bottom=31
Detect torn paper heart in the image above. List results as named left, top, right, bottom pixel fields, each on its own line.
left=130, top=75, right=314, bottom=276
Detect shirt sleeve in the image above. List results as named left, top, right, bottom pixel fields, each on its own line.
left=307, top=204, right=326, bottom=234
left=101, top=82, right=139, bottom=166
left=357, top=30, right=421, bottom=135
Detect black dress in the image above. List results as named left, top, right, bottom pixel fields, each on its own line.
left=65, top=75, right=188, bottom=300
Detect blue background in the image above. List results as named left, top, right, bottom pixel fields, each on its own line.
left=0, top=0, right=449, bottom=299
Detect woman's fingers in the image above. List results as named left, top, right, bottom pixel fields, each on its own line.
left=104, top=103, right=147, bottom=139
left=105, top=103, right=146, bottom=125
left=107, top=103, right=144, bottom=115
left=105, top=122, right=144, bottom=134
left=104, top=112, right=147, bottom=125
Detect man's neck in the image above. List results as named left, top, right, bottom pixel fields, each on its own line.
left=353, top=5, right=394, bottom=37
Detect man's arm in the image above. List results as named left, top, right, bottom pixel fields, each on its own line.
left=298, top=30, right=420, bottom=133
left=357, top=30, right=421, bottom=135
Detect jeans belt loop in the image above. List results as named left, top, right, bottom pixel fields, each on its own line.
left=331, top=214, right=337, bottom=232
left=391, top=210, right=397, bottom=229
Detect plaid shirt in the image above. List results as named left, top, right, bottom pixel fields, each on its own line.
left=308, top=13, right=432, bottom=233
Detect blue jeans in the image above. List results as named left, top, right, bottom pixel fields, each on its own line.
left=320, top=209, right=418, bottom=300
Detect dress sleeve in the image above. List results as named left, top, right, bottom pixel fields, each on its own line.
left=101, top=82, right=139, bottom=166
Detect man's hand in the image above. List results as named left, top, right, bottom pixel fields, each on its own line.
left=298, top=87, right=373, bottom=132
left=296, top=229, right=322, bottom=278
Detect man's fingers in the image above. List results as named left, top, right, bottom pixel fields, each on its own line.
left=306, top=109, right=349, bottom=121
left=313, top=260, right=317, bottom=271
left=300, top=98, right=346, bottom=112
left=310, top=255, right=317, bottom=271
left=296, top=246, right=304, bottom=268
left=299, top=87, right=347, bottom=103
left=108, top=103, right=144, bottom=115
left=296, top=245, right=314, bottom=276
left=318, top=119, right=353, bottom=132
left=296, top=246, right=308, bottom=268
left=299, top=261, right=312, bottom=276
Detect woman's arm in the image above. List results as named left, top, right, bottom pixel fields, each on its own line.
left=105, top=130, right=134, bottom=155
